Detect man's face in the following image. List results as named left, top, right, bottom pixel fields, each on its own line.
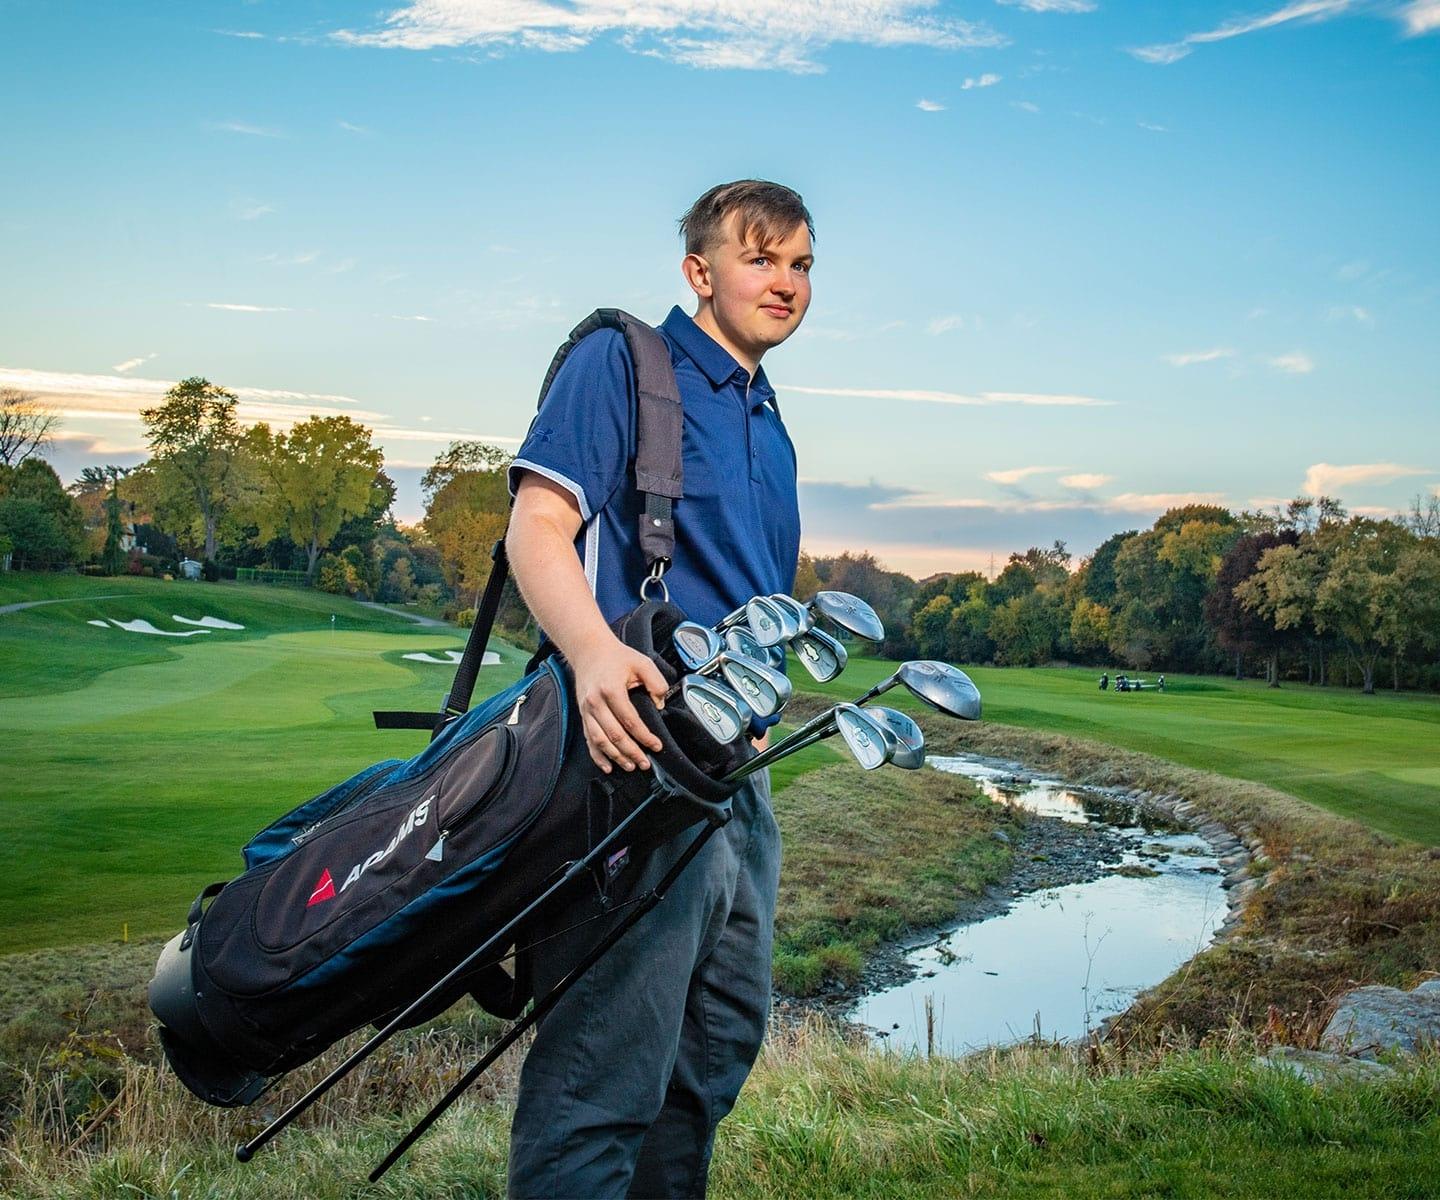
left=695, top=214, right=812, bottom=365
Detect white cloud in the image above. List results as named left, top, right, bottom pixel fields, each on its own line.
left=961, top=73, right=1001, bottom=89
left=1268, top=350, right=1314, bottom=374
left=1335, top=258, right=1370, bottom=281
left=1163, top=347, right=1232, bottom=366
left=206, top=302, right=292, bottom=313
left=337, top=1, right=1006, bottom=74
left=237, top=203, right=276, bottom=221
left=916, top=98, right=946, bottom=112
left=1326, top=304, right=1373, bottom=323
left=926, top=314, right=965, bottom=334
left=1060, top=473, right=1114, bottom=489
left=781, top=384, right=1115, bottom=407
left=112, top=354, right=157, bottom=374
left=1137, top=121, right=1170, bottom=133
left=214, top=29, right=265, bottom=40
left=328, top=257, right=358, bottom=274
left=1104, top=491, right=1227, bottom=513
left=1011, top=100, right=1040, bottom=112
left=1401, top=0, right=1440, bottom=35
left=1301, top=462, right=1429, bottom=495
left=338, top=120, right=371, bottom=134
left=212, top=120, right=284, bottom=138
left=984, top=465, right=1061, bottom=485
left=1130, top=0, right=1356, bottom=64
left=997, top=0, right=1096, bottom=10
left=390, top=314, right=436, bottom=322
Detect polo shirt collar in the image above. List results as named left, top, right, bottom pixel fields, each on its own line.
left=661, top=306, right=778, bottom=410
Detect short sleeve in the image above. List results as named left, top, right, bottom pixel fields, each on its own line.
left=508, top=329, right=632, bottom=521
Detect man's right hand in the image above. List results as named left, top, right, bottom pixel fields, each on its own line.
left=569, top=634, right=669, bottom=774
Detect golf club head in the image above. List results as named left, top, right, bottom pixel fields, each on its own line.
left=768, top=594, right=814, bottom=635
left=894, top=661, right=982, bottom=721
left=790, top=627, right=847, bottom=682
left=670, top=621, right=723, bottom=673
left=717, top=652, right=793, bottom=719
left=744, top=596, right=790, bottom=648
left=870, top=707, right=926, bottom=769
left=809, top=591, right=885, bottom=643
left=834, top=703, right=898, bottom=770
left=679, top=675, right=753, bottom=745
left=725, top=626, right=788, bottom=675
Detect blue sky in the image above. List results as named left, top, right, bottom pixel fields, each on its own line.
left=2, top=0, right=1436, bottom=576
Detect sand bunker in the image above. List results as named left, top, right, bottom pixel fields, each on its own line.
left=106, top=618, right=211, bottom=638
left=87, top=620, right=109, bottom=628
left=173, top=614, right=245, bottom=630
left=402, top=650, right=500, bottom=666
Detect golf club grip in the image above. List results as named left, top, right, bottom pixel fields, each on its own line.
left=369, top=818, right=724, bottom=1182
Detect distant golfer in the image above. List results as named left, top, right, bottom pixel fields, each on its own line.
left=1099, top=672, right=1109, bottom=691
left=504, top=181, right=813, bottom=1198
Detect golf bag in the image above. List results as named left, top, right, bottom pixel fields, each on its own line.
left=149, top=311, right=751, bottom=1114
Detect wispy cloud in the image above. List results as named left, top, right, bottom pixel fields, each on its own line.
left=1060, top=472, right=1114, bottom=489
left=205, top=302, right=292, bottom=314
left=1105, top=491, right=1227, bottom=513
left=1137, top=121, right=1170, bottom=133
left=961, top=73, right=1001, bottom=89
left=916, top=98, right=946, bottom=112
left=390, top=314, right=435, bottom=322
left=212, top=120, right=284, bottom=138
left=1326, top=304, right=1373, bottom=324
left=1268, top=350, right=1314, bottom=374
left=1011, top=100, right=1040, bottom=112
left=1302, top=462, right=1429, bottom=495
left=926, top=314, right=965, bottom=335
left=1129, top=0, right=1358, bottom=66
left=1163, top=347, right=1233, bottom=366
left=781, top=384, right=1115, bottom=407
left=868, top=488, right=1224, bottom=514
left=112, top=354, right=158, bottom=374
left=984, top=465, right=1062, bottom=485
left=237, top=203, right=276, bottom=221
left=336, top=1, right=1006, bottom=74
left=214, top=29, right=265, bottom=40
left=997, top=0, right=1096, bottom=11
left=1401, top=0, right=1440, bottom=35
left=338, top=120, right=371, bottom=134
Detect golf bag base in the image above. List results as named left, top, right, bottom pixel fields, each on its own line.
left=149, top=600, right=751, bottom=1108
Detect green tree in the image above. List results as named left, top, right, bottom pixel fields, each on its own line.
left=911, top=594, right=954, bottom=660
left=140, top=377, right=242, bottom=559
left=1069, top=597, right=1113, bottom=661
left=0, top=459, right=85, bottom=569
left=1205, top=531, right=1300, bottom=684
left=1375, top=540, right=1440, bottom=690
left=246, top=416, right=387, bottom=580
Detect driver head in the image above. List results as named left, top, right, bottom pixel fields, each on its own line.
left=895, top=661, right=982, bottom=721
left=834, top=703, right=898, bottom=770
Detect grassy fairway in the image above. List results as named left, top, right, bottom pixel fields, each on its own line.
left=799, top=655, right=1440, bottom=845
left=0, top=573, right=533, bottom=953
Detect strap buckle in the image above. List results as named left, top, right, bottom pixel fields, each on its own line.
left=639, top=559, right=670, bottom=603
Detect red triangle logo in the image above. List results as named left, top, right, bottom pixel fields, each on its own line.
left=307, top=869, right=336, bottom=908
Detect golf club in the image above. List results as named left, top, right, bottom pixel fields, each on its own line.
left=789, top=626, right=847, bottom=683
left=853, top=660, right=982, bottom=721
left=869, top=706, right=925, bottom=769
left=676, top=674, right=752, bottom=745
left=714, top=651, right=792, bottom=719
left=725, top=625, right=787, bottom=674
left=768, top=594, right=814, bottom=635
left=834, top=703, right=898, bottom=770
left=808, top=590, right=886, bottom=643
left=669, top=621, right=724, bottom=673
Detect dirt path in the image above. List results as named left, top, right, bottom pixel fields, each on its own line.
left=356, top=601, right=451, bottom=628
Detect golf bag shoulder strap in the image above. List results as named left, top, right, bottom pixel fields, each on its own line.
left=374, top=310, right=682, bottom=735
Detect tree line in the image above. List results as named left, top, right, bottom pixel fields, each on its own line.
left=4, top=381, right=1438, bottom=691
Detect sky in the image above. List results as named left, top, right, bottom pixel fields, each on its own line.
left=2, top=0, right=1437, bottom=578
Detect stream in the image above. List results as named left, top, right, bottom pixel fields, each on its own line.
left=850, top=754, right=1227, bottom=1055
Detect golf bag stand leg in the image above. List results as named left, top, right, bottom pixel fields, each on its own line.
left=235, top=786, right=678, bottom=1164
left=369, top=811, right=729, bottom=1183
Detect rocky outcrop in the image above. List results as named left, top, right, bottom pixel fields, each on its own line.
left=1320, top=979, right=1440, bottom=1060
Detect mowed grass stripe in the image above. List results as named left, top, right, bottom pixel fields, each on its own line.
left=800, top=656, right=1440, bottom=845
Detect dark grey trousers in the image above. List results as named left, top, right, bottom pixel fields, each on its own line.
left=508, top=770, right=780, bottom=1200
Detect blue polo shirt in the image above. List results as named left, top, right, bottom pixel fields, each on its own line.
left=508, top=306, right=800, bottom=631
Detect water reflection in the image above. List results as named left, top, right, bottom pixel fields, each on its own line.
left=850, top=754, right=1226, bottom=1055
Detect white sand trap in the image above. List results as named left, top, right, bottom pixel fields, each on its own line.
left=108, top=618, right=211, bottom=638
left=87, top=619, right=110, bottom=627
left=173, top=614, right=245, bottom=630
left=402, top=650, right=500, bottom=666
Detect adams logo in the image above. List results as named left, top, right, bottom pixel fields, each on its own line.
left=306, top=796, right=434, bottom=907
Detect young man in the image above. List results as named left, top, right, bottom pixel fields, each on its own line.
left=504, top=180, right=814, bottom=1199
